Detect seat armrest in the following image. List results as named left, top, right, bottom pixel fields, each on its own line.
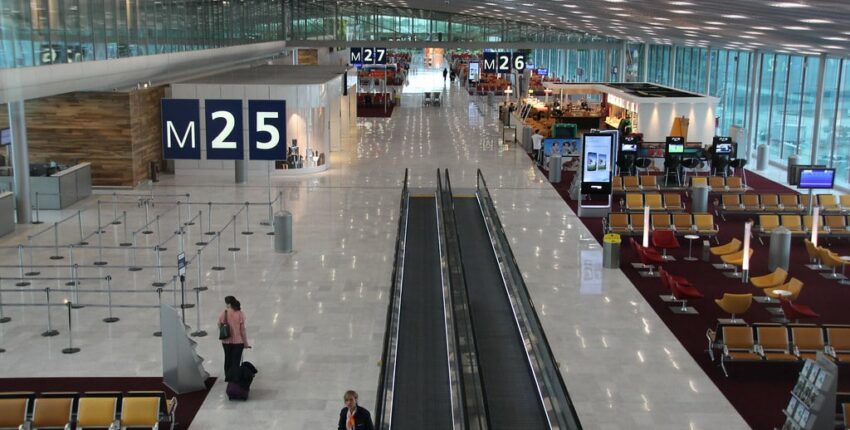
left=826, top=345, right=836, bottom=357
left=754, top=344, right=764, bottom=356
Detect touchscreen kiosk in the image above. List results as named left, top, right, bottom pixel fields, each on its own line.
left=665, top=136, right=685, bottom=155
left=581, top=133, right=615, bottom=195
left=469, top=62, right=480, bottom=82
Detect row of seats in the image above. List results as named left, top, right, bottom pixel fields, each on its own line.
left=612, top=175, right=748, bottom=193
left=622, top=192, right=686, bottom=212
left=605, top=212, right=718, bottom=238
left=0, top=390, right=175, bottom=430
left=716, top=193, right=814, bottom=217
left=707, top=323, right=850, bottom=377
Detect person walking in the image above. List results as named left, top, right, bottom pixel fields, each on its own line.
left=338, top=390, right=374, bottom=430
left=531, top=129, right=545, bottom=165
left=442, top=68, right=448, bottom=81
left=218, top=296, right=250, bottom=381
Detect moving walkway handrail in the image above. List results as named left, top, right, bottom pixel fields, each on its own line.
left=375, top=168, right=409, bottom=430
left=475, top=169, right=583, bottom=430
left=442, top=170, right=490, bottom=430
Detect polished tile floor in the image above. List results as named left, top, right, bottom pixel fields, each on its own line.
left=0, top=61, right=748, bottom=429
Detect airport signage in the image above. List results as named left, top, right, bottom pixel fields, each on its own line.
left=482, top=52, right=527, bottom=73
left=161, top=99, right=286, bottom=161
left=350, top=47, right=387, bottom=65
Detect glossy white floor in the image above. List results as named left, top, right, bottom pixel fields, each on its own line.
left=0, top=61, right=748, bottom=429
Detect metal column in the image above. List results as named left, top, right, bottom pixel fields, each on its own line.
left=641, top=43, right=649, bottom=82
left=704, top=47, right=713, bottom=95
left=809, top=53, right=828, bottom=165
left=8, top=100, right=31, bottom=224
left=745, top=51, right=762, bottom=162
left=234, top=160, right=245, bottom=184
left=619, top=42, right=627, bottom=83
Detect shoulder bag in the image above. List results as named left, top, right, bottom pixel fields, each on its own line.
left=219, top=310, right=231, bottom=340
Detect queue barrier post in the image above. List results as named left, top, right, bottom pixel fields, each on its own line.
left=16, top=245, right=31, bottom=287
left=42, top=288, right=59, bottom=337
left=26, top=236, right=39, bottom=276
left=93, top=215, right=107, bottom=266
left=128, top=232, right=142, bottom=272
left=242, top=203, right=253, bottom=235
left=142, top=200, right=153, bottom=234
left=212, top=233, right=225, bottom=271
left=154, top=287, right=163, bottom=337
left=32, top=192, right=43, bottom=224
left=196, top=210, right=208, bottom=246
left=120, top=211, right=132, bottom=246
left=112, top=194, right=121, bottom=225
left=190, top=284, right=208, bottom=337
left=228, top=215, right=240, bottom=252
left=103, top=275, right=119, bottom=323
left=50, top=222, right=64, bottom=260
left=61, top=301, right=80, bottom=354
left=152, top=246, right=166, bottom=287
left=77, top=210, right=88, bottom=245
left=0, top=277, right=11, bottom=323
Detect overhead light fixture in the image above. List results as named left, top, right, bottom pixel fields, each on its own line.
left=823, top=45, right=844, bottom=49
left=752, top=26, right=776, bottom=30
left=722, top=14, right=748, bottom=19
left=823, top=36, right=850, bottom=41
left=799, top=18, right=833, bottom=24
left=704, top=21, right=725, bottom=25
left=784, top=25, right=811, bottom=30
left=768, top=1, right=810, bottom=7
left=671, top=9, right=693, bottom=14
left=668, top=0, right=694, bottom=4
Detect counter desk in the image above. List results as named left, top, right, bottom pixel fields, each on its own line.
left=0, top=192, right=13, bottom=236
left=0, top=162, right=92, bottom=210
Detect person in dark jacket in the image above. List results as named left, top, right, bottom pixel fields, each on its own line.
left=338, top=390, right=374, bottom=430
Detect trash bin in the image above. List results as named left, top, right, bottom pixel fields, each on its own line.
left=548, top=155, right=562, bottom=183
left=701, top=240, right=711, bottom=262
left=691, top=185, right=710, bottom=213
left=273, top=211, right=293, bottom=253
left=756, top=144, right=768, bottom=171
left=787, top=154, right=799, bottom=184
left=149, top=161, right=160, bottom=183
left=768, top=226, right=791, bottom=272
left=603, top=234, right=621, bottom=268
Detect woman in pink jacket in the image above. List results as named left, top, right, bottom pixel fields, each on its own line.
left=219, top=296, right=250, bottom=380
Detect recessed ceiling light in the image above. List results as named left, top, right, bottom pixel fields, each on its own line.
left=823, top=45, right=844, bottom=49
left=703, top=26, right=721, bottom=30
left=784, top=25, right=811, bottom=30
left=768, top=1, right=810, bottom=7
left=722, top=14, right=748, bottom=19
left=671, top=9, right=693, bottom=14
left=799, top=18, right=832, bottom=24
left=669, top=0, right=694, bottom=4
left=704, top=21, right=725, bottom=25
left=743, top=31, right=764, bottom=35
left=752, top=26, right=776, bottom=30
left=823, top=36, right=850, bottom=41
left=652, top=17, right=671, bottom=21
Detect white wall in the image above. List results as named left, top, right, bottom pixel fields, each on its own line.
left=637, top=101, right=716, bottom=145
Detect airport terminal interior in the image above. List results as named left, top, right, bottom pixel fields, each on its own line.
left=3, top=1, right=850, bottom=429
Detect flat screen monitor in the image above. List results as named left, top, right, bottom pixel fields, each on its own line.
left=715, top=143, right=733, bottom=154
left=621, top=143, right=637, bottom=152
left=667, top=144, right=684, bottom=154
left=543, top=138, right=580, bottom=157
left=798, top=168, right=835, bottom=189
left=469, top=61, right=480, bottom=82
left=0, top=128, right=10, bottom=146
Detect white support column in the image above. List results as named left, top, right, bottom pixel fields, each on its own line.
left=744, top=50, right=762, bottom=161
left=669, top=46, right=677, bottom=87
left=8, top=100, right=31, bottom=224
left=603, top=48, right=611, bottom=83
left=641, top=43, right=649, bottom=82
left=704, top=47, right=713, bottom=95
left=620, top=42, right=627, bottom=83
left=810, top=53, right=828, bottom=165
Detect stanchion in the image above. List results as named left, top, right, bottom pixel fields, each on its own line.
left=205, top=202, right=215, bottom=236
left=62, top=300, right=80, bottom=354
left=42, top=288, right=59, bottom=336
left=172, top=275, right=178, bottom=307
left=190, top=284, right=208, bottom=337
left=93, top=217, right=107, bottom=266
left=266, top=193, right=279, bottom=235
left=261, top=162, right=272, bottom=227
left=185, top=201, right=194, bottom=226
left=176, top=202, right=183, bottom=235
left=103, top=275, right=119, bottom=323
left=70, top=265, right=82, bottom=306
left=196, top=210, right=208, bottom=246
left=26, top=237, right=40, bottom=276
left=50, top=223, right=64, bottom=260
left=95, top=201, right=105, bottom=234
left=111, top=194, right=121, bottom=225
left=152, top=246, right=166, bottom=287
left=212, top=233, right=225, bottom=271
left=228, top=216, right=241, bottom=252
left=242, top=203, right=254, bottom=235
left=154, top=287, right=163, bottom=337
left=128, top=233, right=142, bottom=272
left=142, top=200, right=153, bottom=234
left=77, top=211, right=88, bottom=245
left=0, top=277, right=11, bottom=323
left=65, top=247, right=79, bottom=286
left=16, top=245, right=31, bottom=286
left=32, top=192, right=43, bottom=224
left=119, top=211, right=132, bottom=246
left=155, top=215, right=167, bottom=251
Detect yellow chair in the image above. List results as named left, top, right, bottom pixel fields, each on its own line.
left=720, top=248, right=754, bottom=277
left=839, top=194, right=850, bottom=211
left=644, top=193, right=665, bottom=211
left=77, top=397, right=118, bottom=429
left=623, top=176, right=641, bottom=192
left=819, top=248, right=848, bottom=281
left=764, top=277, right=803, bottom=300
left=750, top=267, right=788, bottom=290
left=625, top=193, right=643, bottom=211
left=760, top=194, right=781, bottom=211
left=803, top=215, right=828, bottom=236
left=120, top=397, right=160, bottom=429
left=709, top=176, right=726, bottom=190
left=726, top=176, right=746, bottom=192
left=720, top=194, right=744, bottom=216
left=651, top=213, right=673, bottom=231
left=825, top=215, right=850, bottom=237
left=741, top=194, right=761, bottom=211
left=779, top=194, right=802, bottom=212
left=611, top=176, right=624, bottom=193
left=710, top=238, right=741, bottom=256
left=758, top=214, right=780, bottom=244
left=606, top=213, right=631, bottom=235
left=0, top=398, right=29, bottom=429
left=720, top=325, right=761, bottom=377
left=791, top=326, right=826, bottom=360
left=630, top=213, right=645, bottom=233
left=804, top=238, right=825, bottom=270
left=818, top=194, right=842, bottom=214
left=31, top=397, right=73, bottom=429
left=691, top=176, right=708, bottom=187
left=780, top=215, right=805, bottom=235
left=694, top=213, right=719, bottom=241
left=663, top=193, right=685, bottom=212
left=756, top=325, right=799, bottom=361
left=826, top=327, right=850, bottom=362
left=672, top=213, right=694, bottom=232
left=640, top=175, right=660, bottom=190
left=715, top=293, right=752, bottom=324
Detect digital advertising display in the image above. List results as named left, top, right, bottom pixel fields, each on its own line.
left=469, top=62, right=480, bottom=82
left=581, top=133, right=614, bottom=194
left=542, top=138, right=581, bottom=157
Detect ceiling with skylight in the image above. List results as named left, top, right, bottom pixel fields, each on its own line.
left=364, top=0, right=850, bottom=55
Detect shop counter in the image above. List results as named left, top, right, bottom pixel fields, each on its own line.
left=0, top=162, right=92, bottom=209
left=0, top=192, right=13, bottom=236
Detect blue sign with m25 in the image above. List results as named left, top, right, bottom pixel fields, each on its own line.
left=205, top=99, right=244, bottom=160
left=161, top=99, right=201, bottom=159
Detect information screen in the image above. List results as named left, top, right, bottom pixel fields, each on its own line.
left=798, top=169, right=835, bottom=189
left=715, top=143, right=733, bottom=154
left=469, top=62, right=480, bottom=82
left=0, top=128, right=10, bottom=146
left=621, top=143, right=637, bottom=152
left=537, top=68, right=548, bottom=76
left=581, top=133, right=614, bottom=194
left=543, top=138, right=580, bottom=157
left=667, top=144, right=684, bottom=154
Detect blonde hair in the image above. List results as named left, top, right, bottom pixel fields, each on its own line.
left=344, top=390, right=358, bottom=401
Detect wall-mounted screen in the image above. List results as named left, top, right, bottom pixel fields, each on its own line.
left=798, top=168, right=835, bottom=189
left=621, top=143, right=637, bottom=152
left=0, top=128, right=10, bottom=146
left=543, top=138, right=580, bottom=157
left=715, top=143, right=733, bottom=154
left=581, top=133, right=614, bottom=194
left=537, top=68, right=548, bottom=76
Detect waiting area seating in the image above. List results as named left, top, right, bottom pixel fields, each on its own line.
left=613, top=174, right=751, bottom=195
left=0, top=390, right=177, bottom=430
left=603, top=212, right=719, bottom=240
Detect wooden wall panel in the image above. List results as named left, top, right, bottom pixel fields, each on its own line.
left=298, top=49, right=319, bottom=65
left=129, top=87, right=165, bottom=184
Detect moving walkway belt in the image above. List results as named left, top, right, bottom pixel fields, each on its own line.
left=452, top=196, right=550, bottom=429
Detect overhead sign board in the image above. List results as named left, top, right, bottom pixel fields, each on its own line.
left=350, top=47, right=387, bottom=65
left=482, top=52, right=526, bottom=73
left=162, top=99, right=286, bottom=161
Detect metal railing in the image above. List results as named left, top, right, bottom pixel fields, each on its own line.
left=475, top=169, right=582, bottom=430
left=374, top=169, right=410, bottom=430
left=441, top=169, right=489, bottom=430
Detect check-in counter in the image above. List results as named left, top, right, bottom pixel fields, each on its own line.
left=0, top=192, right=13, bottom=236
left=0, top=162, right=92, bottom=210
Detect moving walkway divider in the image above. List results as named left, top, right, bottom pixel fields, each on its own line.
left=439, top=170, right=490, bottom=430
left=374, top=169, right=409, bottom=428
left=474, top=168, right=583, bottom=430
